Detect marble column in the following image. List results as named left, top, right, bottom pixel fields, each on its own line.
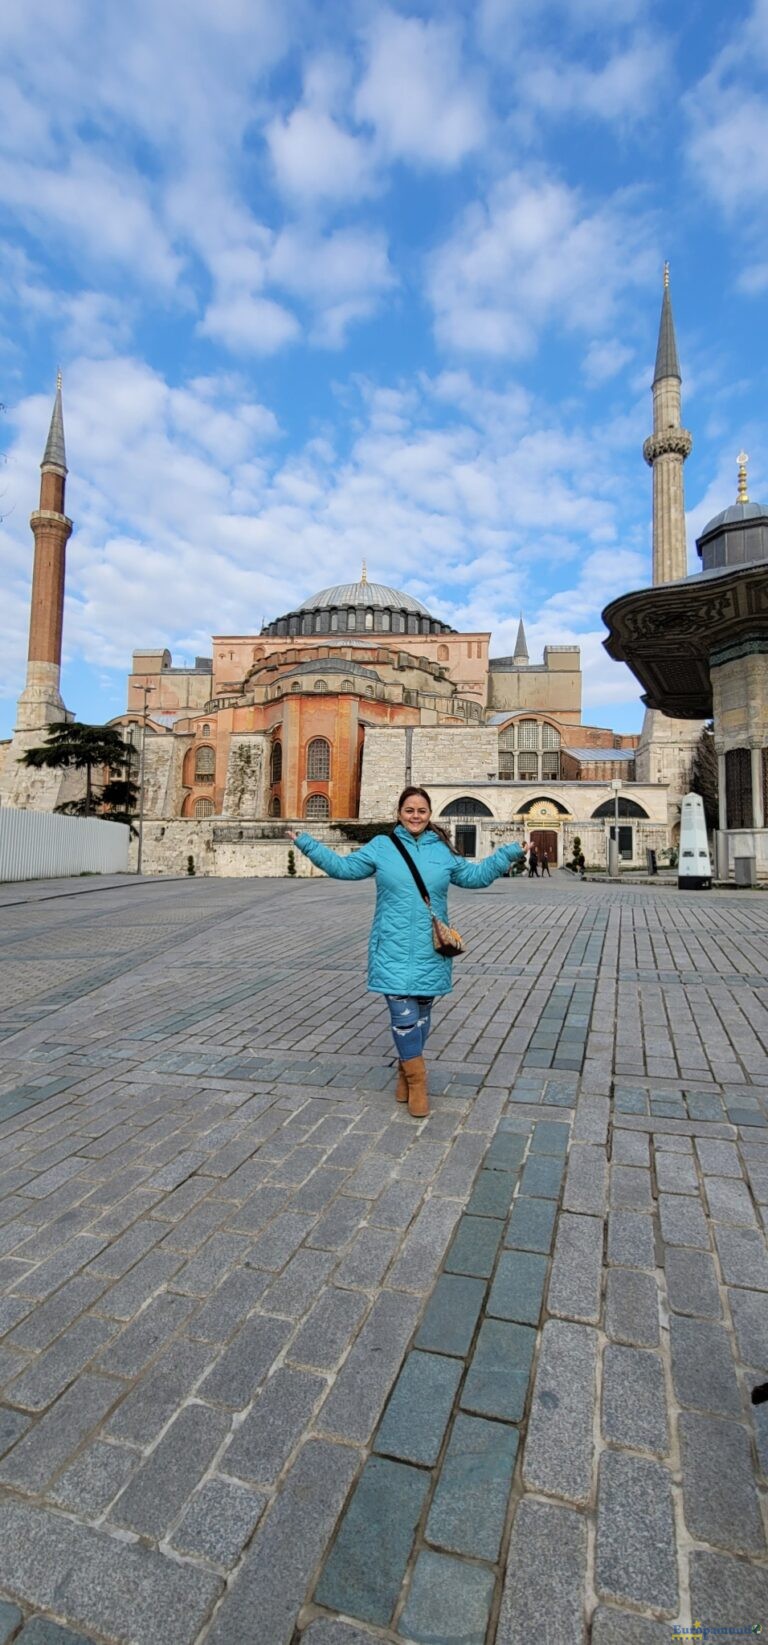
left=751, top=746, right=765, bottom=830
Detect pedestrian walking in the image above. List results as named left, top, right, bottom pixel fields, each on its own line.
left=540, top=850, right=551, bottom=877
left=288, top=788, right=526, bottom=1117
left=528, top=845, right=539, bottom=877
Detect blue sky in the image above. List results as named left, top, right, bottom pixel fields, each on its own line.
left=2, top=0, right=767, bottom=740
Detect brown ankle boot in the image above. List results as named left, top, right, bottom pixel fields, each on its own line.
left=395, top=1062, right=408, bottom=1103
left=402, top=1056, right=429, bottom=1117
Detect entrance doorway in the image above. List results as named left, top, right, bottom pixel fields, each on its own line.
left=455, top=825, right=477, bottom=858
left=530, top=829, right=558, bottom=867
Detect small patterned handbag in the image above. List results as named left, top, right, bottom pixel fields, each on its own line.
left=390, top=835, right=465, bottom=958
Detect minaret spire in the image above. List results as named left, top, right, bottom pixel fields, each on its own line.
left=15, top=375, right=73, bottom=731
left=42, top=371, right=68, bottom=475
left=652, top=264, right=681, bottom=386
left=642, top=265, right=692, bottom=585
left=513, top=614, right=529, bottom=665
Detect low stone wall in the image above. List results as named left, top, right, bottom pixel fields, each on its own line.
left=131, top=814, right=673, bottom=877
left=131, top=820, right=368, bottom=878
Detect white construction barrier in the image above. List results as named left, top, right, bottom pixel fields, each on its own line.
left=0, top=808, right=129, bottom=882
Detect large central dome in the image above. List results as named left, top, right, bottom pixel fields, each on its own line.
left=299, top=580, right=431, bottom=616
left=262, top=570, right=454, bottom=638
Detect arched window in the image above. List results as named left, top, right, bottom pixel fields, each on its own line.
left=270, top=740, right=282, bottom=783
left=302, top=614, right=313, bottom=635
left=591, top=798, right=649, bottom=819
left=437, top=644, right=449, bottom=662
left=347, top=608, right=357, bottom=630
left=439, top=797, right=494, bottom=818
left=518, top=720, right=539, bottom=750
left=381, top=611, right=391, bottom=631
left=292, top=679, right=301, bottom=691
left=307, top=738, right=331, bottom=781
left=194, top=798, right=215, bottom=817
left=365, top=609, right=374, bottom=630
left=340, top=678, right=355, bottom=691
left=314, top=679, right=328, bottom=693
left=542, top=723, right=560, bottom=750
left=269, top=796, right=281, bottom=817
left=202, top=723, right=211, bottom=736
left=195, top=746, right=215, bottom=783
left=305, top=793, right=330, bottom=820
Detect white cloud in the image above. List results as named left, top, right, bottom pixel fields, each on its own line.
left=582, top=338, right=634, bottom=386
left=200, top=295, right=300, bottom=355
left=520, top=35, right=666, bottom=126
left=429, top=171, right=654, bottom=357
left=355, top=10, right=486, bottom=167
left=0, top=152, right=182, bottom=289
left=270, top=225, right=396, bottom=345
left=266, top=106, right=376, bottom=203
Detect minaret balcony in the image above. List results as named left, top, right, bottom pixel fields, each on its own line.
left=643, top=430, right=693, bottom=467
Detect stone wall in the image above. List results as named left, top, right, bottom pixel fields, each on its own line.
left=222, top=734, right=269, bottom=817
left=142, top=733, right=189, bottom=819
left=130, top=820, right=369, bottom=877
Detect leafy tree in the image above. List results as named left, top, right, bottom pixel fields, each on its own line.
left=689, top=721, right=718, bottom=831
left=20, top=723, right=135, bottom=818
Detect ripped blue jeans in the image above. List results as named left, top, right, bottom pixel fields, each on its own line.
left=385, top=995, right=434, bottom=1061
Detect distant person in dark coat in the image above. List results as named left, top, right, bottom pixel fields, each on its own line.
left=528, top=846, right=539, bottom=878
left=578, top=851, right=586, bottom=880
left=540, top=850, right=551, bottom=877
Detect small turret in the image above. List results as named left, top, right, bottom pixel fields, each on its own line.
left=513, top=615, right=529, bottom=666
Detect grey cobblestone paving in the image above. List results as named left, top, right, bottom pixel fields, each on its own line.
left=0, top=872, right=766, bottom=1642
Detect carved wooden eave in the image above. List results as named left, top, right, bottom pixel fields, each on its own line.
left=602, top=563, right=768, bottom=719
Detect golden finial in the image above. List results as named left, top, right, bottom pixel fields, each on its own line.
left=736, top=451, right=750, bottom=504
left=56, top=368, right=62, bottom=391
left=663, top=261, right=670, bottom=289
left=361, top=560, right=368, bottom=585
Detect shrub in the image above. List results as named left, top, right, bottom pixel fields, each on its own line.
left=287, top=849, right=297, bottom=877
left=186, top=855, right=196, bottom=876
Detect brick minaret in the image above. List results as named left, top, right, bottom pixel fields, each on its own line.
left=16, top=374, right=73, bottom=730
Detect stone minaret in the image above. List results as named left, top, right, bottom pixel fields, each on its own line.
left=16, top=374, right=73, bottom=731
left=635, top=269, right=701, bottom=801
left=642, top=264, right=693, bottom=585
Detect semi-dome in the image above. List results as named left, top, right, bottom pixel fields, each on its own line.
left=261, top=567, right=454, bottom=638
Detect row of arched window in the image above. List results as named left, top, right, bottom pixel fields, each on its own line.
left=270, top=738, right=330, bottom=784
left=265, top=610, right=447, bottom=638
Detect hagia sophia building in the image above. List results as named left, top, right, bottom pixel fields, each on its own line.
left=6, top=272, right=762, bottom=875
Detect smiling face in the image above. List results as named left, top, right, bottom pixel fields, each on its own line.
left=398, top=793, right=432, bottom=837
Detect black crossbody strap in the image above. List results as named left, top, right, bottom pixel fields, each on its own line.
left=389, top=834, right=432, bottom=909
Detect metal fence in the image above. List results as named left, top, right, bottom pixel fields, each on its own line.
left=0, top=808, right=130, bottom=882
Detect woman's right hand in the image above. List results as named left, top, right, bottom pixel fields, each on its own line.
left=286, top=829, right=299, bottom=842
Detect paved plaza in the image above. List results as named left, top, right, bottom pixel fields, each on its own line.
left=0, top=869, right=767, bottom=1645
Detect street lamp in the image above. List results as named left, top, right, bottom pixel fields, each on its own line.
left=136, top=684, right=154, bottom=876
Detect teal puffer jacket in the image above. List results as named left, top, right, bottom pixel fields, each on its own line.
left=294, top=825, right=524, bottom=997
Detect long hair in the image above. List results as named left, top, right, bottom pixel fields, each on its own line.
left=396, top=786, right=458, bottom=854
